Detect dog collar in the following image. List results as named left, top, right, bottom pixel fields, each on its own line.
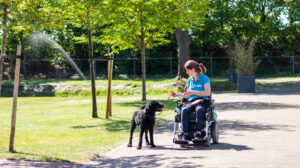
left=144, top=109, right=156, bottom=119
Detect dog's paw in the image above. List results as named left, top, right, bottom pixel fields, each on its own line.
left=151, top=144, right=156, bottom=148
left=127, top=144, right=132, bottom=147
left=137, top=146, right=142, bottom=150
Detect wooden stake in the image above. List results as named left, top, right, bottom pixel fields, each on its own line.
left=9, top=45, right=21, bottom=152
left=109, top=58, right=113, bottom=117
left=106, top=57, right=113, bottom=118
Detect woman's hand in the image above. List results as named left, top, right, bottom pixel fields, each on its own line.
left=183, top=91, right=193, bottom=97
left=171, top=92, right=178, bottom=97
left=171, top=92, right=183, bottom=97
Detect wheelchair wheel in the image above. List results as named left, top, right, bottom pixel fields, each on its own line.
left=204, top=134, right=211, bottom=147
left=211, top=121, right=219, bottom=144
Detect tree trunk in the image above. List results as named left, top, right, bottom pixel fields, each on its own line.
left=0, top=3, right=8, bottom=96
left=87, top=9, right=98, bottom=118
left=176, top=28, right=190, bottom=79
left=140, top=28, right=146, bottom=101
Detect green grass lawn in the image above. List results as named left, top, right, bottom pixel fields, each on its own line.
left=0, top=94, right=177, bottom=163
left=0, top=77, right=237, bottom=163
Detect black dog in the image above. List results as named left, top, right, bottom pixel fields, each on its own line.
left=127, top=100, right=164, bottom=149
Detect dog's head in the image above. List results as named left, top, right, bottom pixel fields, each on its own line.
left=145, top=100, right=164, bottom=113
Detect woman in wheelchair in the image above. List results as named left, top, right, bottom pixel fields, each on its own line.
left=171, top=60, right=211, bottom=143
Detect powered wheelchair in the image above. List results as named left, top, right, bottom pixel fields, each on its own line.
left=172, top=94, right=219, bottom=147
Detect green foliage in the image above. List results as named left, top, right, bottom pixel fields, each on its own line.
left=174, top=0, right=210, bottom=30
left=62, top=0, right=110, bottom=39
left=101, top=0, right=210, bottom=53
left=101, top=0, right=170, bottom=52
left=191, top=0, right=300, bottom=58
left=1, top=0, right=300, bottom=79
left=0, top=0, right=42, bottom=33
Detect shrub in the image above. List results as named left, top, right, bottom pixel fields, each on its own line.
left=227, top=38, right=261, bottom=76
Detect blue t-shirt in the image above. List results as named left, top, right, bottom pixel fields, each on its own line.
left=186, top=73, right=210, bottom=101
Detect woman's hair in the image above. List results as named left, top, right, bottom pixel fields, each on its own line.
left=184, top=60, right=207, bottom=75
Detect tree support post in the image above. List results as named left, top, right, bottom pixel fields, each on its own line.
left=106, top=56, right=113, bottom=118
left=9, top=45, right=22, bottom=152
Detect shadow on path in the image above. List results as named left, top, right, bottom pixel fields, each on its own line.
left=256, top=81, right=300, bottom=95
left=87, top=142, right=252, bottom=168
left=153, top=118, right=295, bottom=135
left=88, top=154, right=204, bottom=168
left=0, top=159, right=82, bottom=168
left=257, top=90, right=300, bottom=95
left=152, top=142, right=253, bottom=151
left=215, top=102, right=300, bottom=112
left=218, top=119, right=294, bottom=133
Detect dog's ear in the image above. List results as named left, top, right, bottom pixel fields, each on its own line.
left=145, top=101, right=154, bottom=110
left=140, top=104, right=146, bottom=109
left=145, top=101, right=151, bottom=110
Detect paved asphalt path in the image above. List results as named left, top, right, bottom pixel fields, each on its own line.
left=1, top=90, right=300, bottom=168
left=83, top=91, right=300, bottom=168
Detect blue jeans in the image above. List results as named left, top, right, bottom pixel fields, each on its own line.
left=181, top=102, right=208, bottom=133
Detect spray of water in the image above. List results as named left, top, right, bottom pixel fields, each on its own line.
left=29, top=32, right=87, bottom=80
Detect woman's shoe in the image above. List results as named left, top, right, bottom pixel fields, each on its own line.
left=183, top=133, right=189, bottom=142
left=193, top=132, right=202, bottom=141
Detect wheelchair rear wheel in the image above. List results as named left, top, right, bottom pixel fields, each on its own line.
left=211, top=122, right=219, bottom=144
left=204, top=134, right=211, bottom=147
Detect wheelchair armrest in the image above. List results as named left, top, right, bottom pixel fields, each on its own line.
left=190, top=99, right=204, bottom=107
left=173, top=100, right=181, bottom=103
left=208, top=99, right=215, bottom=109
left=210, top=99, right=215, bottom=105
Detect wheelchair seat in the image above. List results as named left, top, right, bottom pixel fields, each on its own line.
left=188, top=111, right=197, bottom=123
left=172, top=92, right=219, bottom=146
left=175, top=98, right=215, bottom=124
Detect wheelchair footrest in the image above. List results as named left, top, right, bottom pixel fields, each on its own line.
left=174, top=139, right=189, bottom=144
left=192, top=138, right=207, bottom=144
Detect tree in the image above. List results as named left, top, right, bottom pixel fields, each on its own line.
left=59, top=0, right=110, bottom=118
left=102, top=0, right=210, bottom=100
left=175, top=28, right=190, bottom=79
left=282, top=0, right=300, bottom=55
left=0, top=0, right=43, bottom=96
left=233, top=0, right=285, bottom=56
left=175, top=0, right=210, bottom=79
left=0, top=2, right=9, bottom=96
left=102, top=0, right=176, bottom=101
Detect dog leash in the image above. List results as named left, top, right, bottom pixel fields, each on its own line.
left=155, top=111, right=162, bottom=116
left=167, top=94, right=173, bottom=107
left=154, top=94, right=172, bottom=122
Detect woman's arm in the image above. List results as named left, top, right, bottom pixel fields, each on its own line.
left=172, top=87, right=191, bottom=97
left=171, top=92, right=184, bottom=97
left=183, top=83, right=211, bottom=97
